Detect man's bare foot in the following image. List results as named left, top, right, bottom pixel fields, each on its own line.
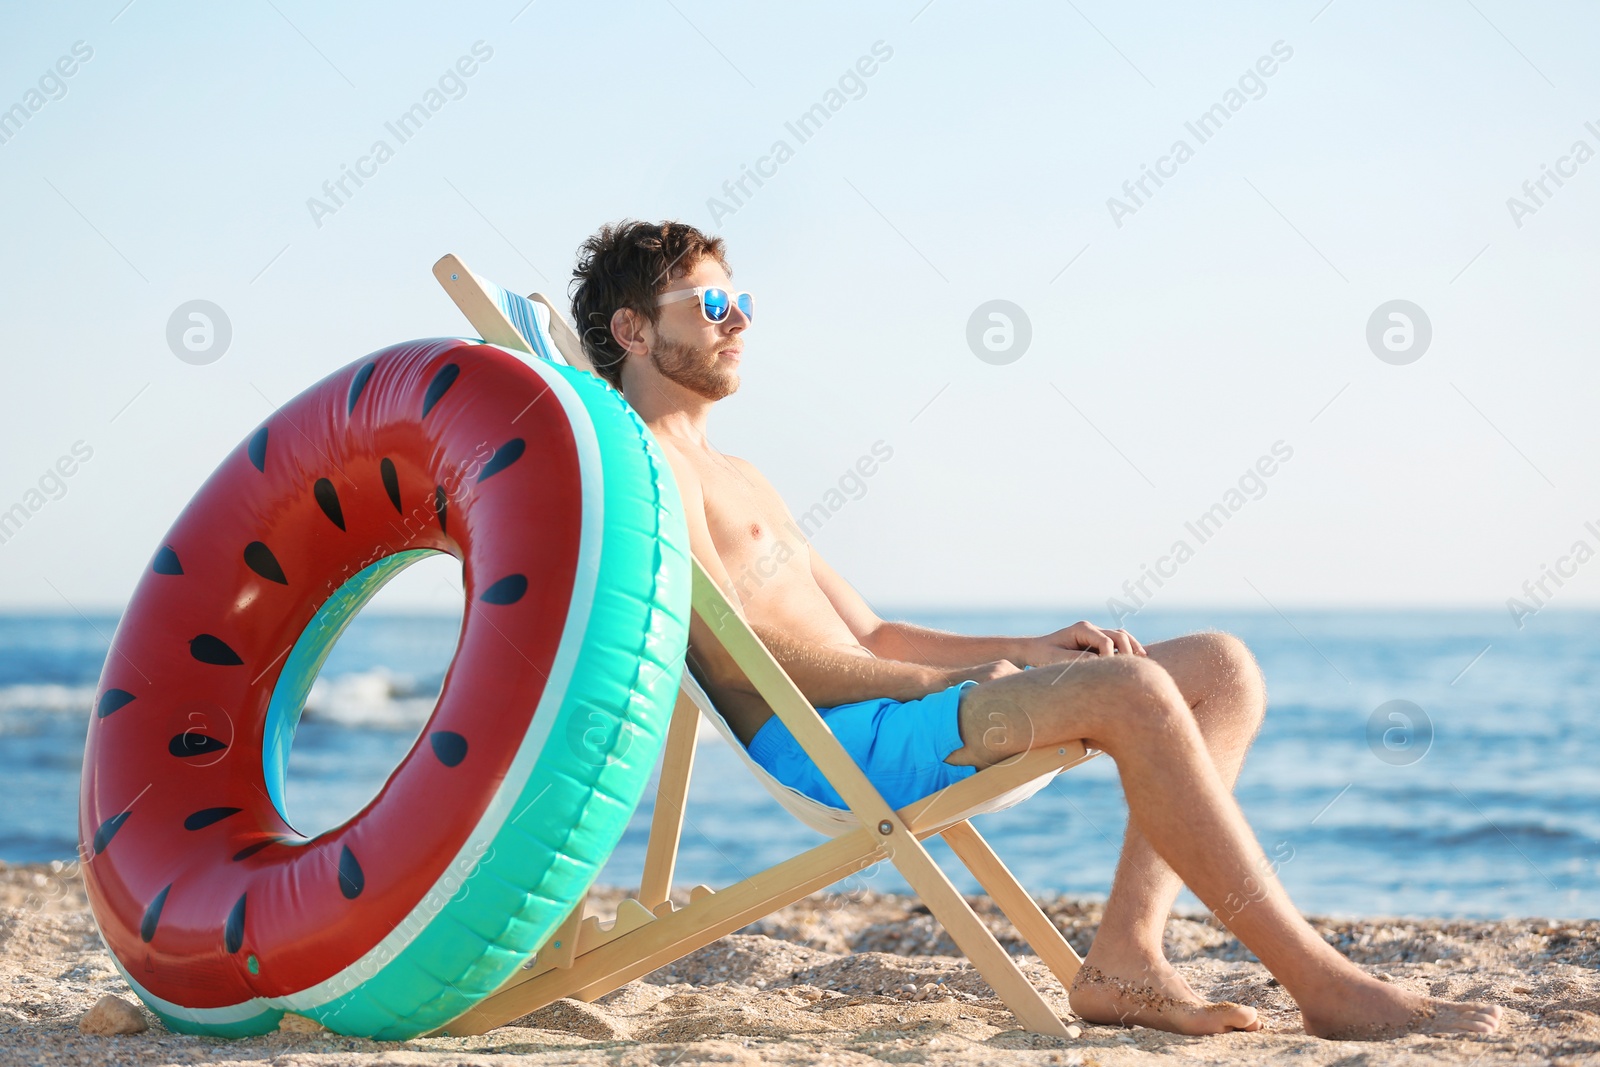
left=1301, top=975, right=1502, bottom=1041
left=1068, top=960, right=1262, bottom=1035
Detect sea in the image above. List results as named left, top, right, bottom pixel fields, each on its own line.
left=2, top=607, right=1595, bottom=922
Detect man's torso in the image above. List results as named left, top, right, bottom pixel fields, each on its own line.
left=669, top=442, right=870, bottom=744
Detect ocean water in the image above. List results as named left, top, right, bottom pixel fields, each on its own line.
left=3, top=607, right=1595, bottom=921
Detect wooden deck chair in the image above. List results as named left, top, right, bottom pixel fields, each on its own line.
left=428, top=254, right=1103, bottom=1039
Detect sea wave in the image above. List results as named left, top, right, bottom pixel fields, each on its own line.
left=300, top=669, right=439, bottom=730
left=0, top=684, right=96, bottom=716
left=0, top=673, right=442, bottom=732
left=1333, top=821, right=1598, bottom=851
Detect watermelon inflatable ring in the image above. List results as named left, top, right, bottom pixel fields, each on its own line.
left=78, top=337, right=690, bottom=1038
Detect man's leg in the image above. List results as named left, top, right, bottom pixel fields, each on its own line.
left=1073, top=631, right=1270, bottom=1031
left=942, top=655, right=1501, bottom=1040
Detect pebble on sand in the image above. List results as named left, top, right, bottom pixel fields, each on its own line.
left=77, top=994, right=149, bottom=1035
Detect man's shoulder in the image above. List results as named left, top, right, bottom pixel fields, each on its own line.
left=651, top=439, right=770, bottom=506
left=721, top=454, right=782, bottom=496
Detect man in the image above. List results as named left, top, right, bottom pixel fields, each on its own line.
left=569, top=219, right=1501, bottom=1041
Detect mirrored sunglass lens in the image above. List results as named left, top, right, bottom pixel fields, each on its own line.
left=736, top=293, right=753, bottom=321
left=701, top=288, right=731, bottom=321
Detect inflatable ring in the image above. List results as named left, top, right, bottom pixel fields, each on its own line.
left=78, top=338, right=690, bottom=1039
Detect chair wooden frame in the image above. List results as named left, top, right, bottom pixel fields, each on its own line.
left=426, top=254, right=1101, bottom=1039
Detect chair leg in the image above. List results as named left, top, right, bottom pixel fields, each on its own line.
left=639, top=688, right=701, bottom=910
left=433, top=827, right=886, bottom=1035
left=941, top=819, right=1083, bottom=990
left=880, top=826, right=1071, bottom=1038
left=540, top=890, right=589, bottom=970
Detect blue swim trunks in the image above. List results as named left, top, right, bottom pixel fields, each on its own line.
left=744, top=680, right=981, bottom=811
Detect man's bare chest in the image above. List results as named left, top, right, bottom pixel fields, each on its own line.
left=693, top=461, right=810, bottom=596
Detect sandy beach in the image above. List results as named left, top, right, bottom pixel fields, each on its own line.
left=2, top=862, right=1596, bottom=1066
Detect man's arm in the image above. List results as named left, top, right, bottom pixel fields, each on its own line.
left=871, top=621, right=1036, bottom=667
left=656, top=441, right=1006, bottom=707
left=747, top=622, right=1013, bottom=705
left=807, top=548, right=1030, bottom=665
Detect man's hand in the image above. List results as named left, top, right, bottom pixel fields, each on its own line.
left=1021, top=621, right=1147, bottom=665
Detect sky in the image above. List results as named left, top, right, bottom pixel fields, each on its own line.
left=3, top=0, right=1599, bottom=620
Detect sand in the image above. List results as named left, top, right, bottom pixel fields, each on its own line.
left=3, top=861, right=1596, bottom=1066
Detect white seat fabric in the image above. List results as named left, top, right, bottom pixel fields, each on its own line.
left=679, top=672, right=1063, bottom=837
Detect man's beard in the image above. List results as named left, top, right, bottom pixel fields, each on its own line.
left=649, top=335, right=739, bottom=401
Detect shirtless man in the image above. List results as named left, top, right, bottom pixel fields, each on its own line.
left=568, top=219, right=1502, bottom=1041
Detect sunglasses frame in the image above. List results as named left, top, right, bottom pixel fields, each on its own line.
left=656, top=285, right=754, bottom=324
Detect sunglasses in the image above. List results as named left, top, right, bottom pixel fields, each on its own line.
left=656, top=285, right=754, bottom=324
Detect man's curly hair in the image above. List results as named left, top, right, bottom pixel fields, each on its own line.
left=569, top=220, right=730, bottom=391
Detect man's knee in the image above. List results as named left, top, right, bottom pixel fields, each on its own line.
left=1083, top=655, right=1190, bottom=740
left=1189, top=629, right=1267, bottom=721
left=1208, top=629, right=1265, bottom=692
left=1160, top=629, right=1263, bottom=689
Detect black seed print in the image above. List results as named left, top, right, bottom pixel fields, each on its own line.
left=224, top=893, right=247, bottom=952
left=347, top=362, right=376, bottom=414
left=140, top=884, right=171, bottom=943
left=248, top=427, right=269, bottom=472
left=421, top=364, right=460, bottom=417
left=169, top=733, right=227, bottom=758
left=184, top=807, right=242, bottom=831
left=189, top=635, right=243, bottom=666
left=92, top=811, right=130, bottom=854
left=480, top=574, right=527, bottom=605
left=477, top=439, right=525, bottom=482
left=338, top=846, right=364, bottom=899
left=429, top=731, right=468, bottom=767
left=243, top=541, right=288, bottom=584
left=314, top=478, right=346, bottom=531
left=97, top=689, right=136, bottom=718
left=232, top=838, right=282, bottom=862
left=380, top=458, right=402, bottom=514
